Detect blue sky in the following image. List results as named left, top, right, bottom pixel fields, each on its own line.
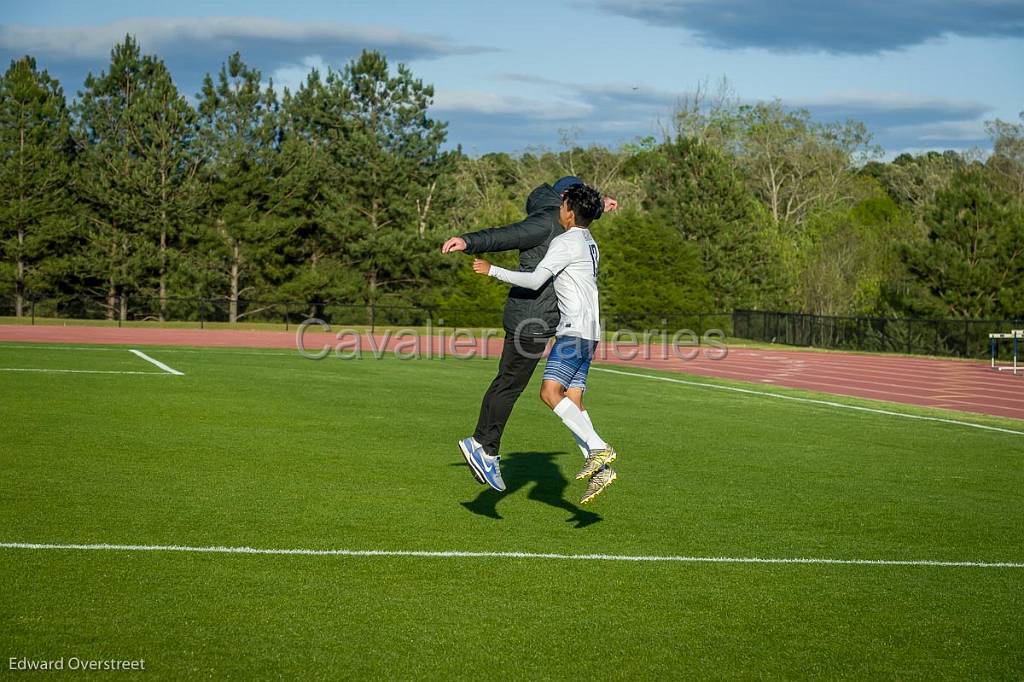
left=3, top=0, right=1022, bottom=156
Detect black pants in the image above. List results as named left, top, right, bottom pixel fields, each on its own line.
left=473, top=334, right=550, bottom=457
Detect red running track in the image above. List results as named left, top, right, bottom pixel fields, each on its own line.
left=1, top=324, right=1022, bottom=421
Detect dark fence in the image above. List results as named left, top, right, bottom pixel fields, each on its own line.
left=3, top=294, right=732, bottom=337
left=604, top=311, right=733, bottom=337
left=11, top=295, right=1015, bottom=359
left=4, top=295, right=506, bottom=331
left=733, top=309, right=1024, bottom=359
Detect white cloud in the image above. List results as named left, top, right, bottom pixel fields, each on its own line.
left=432, top=90, right=592, bottom=119
left=268, top=56, right=331, bottom=94
left=1, top=16, right=489, bottom=100
left=790, top=91, right=988, bottom=114
left=886, top=120, right=989, bottom=142
left=0, top=17, right=484, bottom=62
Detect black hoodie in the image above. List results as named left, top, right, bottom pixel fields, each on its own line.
left=460, top=184, right=562, bottom=338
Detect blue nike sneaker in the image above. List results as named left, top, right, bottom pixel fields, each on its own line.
left=458, top=437, right=486, bottom=485
left=459, top=438, right=506, bottom=492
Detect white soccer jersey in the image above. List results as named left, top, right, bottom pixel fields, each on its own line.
left=489, top=227, right=601, bottom=341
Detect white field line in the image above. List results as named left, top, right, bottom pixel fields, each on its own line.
left=136, top=349, right=294, bottom=357
left=3, top=344, right=1020, bottom=432
left=129, top=349, right=184, bottom=376
left=0, top=344, right=294, bottom=356
left=0, top=542, right=1021, bottom=569
left=0, top=345, right=137, bottom=351
left=0, top=368, right=165, bottom=375
left=592, top=366, right=1024, bottom=436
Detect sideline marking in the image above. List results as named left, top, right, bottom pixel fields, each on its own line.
left=0, top=368, right=165, bottom=375
left=129, top=349, right=184, bottom=376
left=592, top=366, right=1024, bottom=436
left=2, top=343, right=1019, bottom=432
left=0, top=542, right=1021, bottom=569
left=0, top=344, right=294, bottom=357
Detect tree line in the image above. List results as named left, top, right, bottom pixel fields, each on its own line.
left=1, top=38, right=1022, bottom=327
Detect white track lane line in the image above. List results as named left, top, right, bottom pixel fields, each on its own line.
left=591, top=366, right=1024, bottom=436
left=129, top=349, right=184, bottom=376
left=0, top=542, right=1020, bottom=569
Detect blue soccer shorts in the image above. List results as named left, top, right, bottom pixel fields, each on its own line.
left=542, top=336, right=599, bottom=390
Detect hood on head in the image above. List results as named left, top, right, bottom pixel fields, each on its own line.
left=525, top=184, right=561, bottom=215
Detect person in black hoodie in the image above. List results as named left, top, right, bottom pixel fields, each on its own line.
left=441, top=176, right=617, bottom=491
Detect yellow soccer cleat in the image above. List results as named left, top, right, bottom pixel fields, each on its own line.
left=580, top=466, right=617, bottom=505
left=575, top=447, right=617, bottom=480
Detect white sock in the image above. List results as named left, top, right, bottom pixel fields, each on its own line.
left=572, top=411, right=594, bottom=459
left=553, top=399, right=608, bottom=452
left=581, top=410, right=594, bottom=429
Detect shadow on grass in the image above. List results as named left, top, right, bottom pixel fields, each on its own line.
left=457, top=451, right=602, bottom=528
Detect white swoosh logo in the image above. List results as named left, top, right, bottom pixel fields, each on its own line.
left=481, top=458, right=494, bottom=473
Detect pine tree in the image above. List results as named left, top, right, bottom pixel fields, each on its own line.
left=196, top=52, right=281, bottom=322
left=331, top=51, right=452, bottom=313
left=902, top=168, right=1024, bottom=318
left=275, top=51, right=453, bottom=321
left=73, top=36, right=201, bottom=321
left=272, top=71, right=360, bottom=317
left=0, top=56, right=73, bottom=317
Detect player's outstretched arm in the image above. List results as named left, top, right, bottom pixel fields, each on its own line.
left=453, top=210, right=553, bottom=255
left=474, top=258, right=554, bottom=290
left=476, top=238, right=569, bottom=291
left=489, top=265, right=555, bottom=290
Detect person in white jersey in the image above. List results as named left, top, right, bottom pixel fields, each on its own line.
left=471, top=183, right=617, bottom=505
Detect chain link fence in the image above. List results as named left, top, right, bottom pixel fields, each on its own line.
left=4, top=294, right=735, bottom=337
left=4, top=295, right=507, bottom=331
left=8, top=296, right=1018, bottom=359
left=732, top=310, right=1024, bottom=359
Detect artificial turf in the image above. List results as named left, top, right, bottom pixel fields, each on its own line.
left=1, top=343, right=1022, bottom=679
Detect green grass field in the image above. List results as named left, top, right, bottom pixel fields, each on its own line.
left=1, top=342, right=1022, bottom=679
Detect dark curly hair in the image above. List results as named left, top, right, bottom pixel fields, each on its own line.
left=562, top=183, right=603, bottom=227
